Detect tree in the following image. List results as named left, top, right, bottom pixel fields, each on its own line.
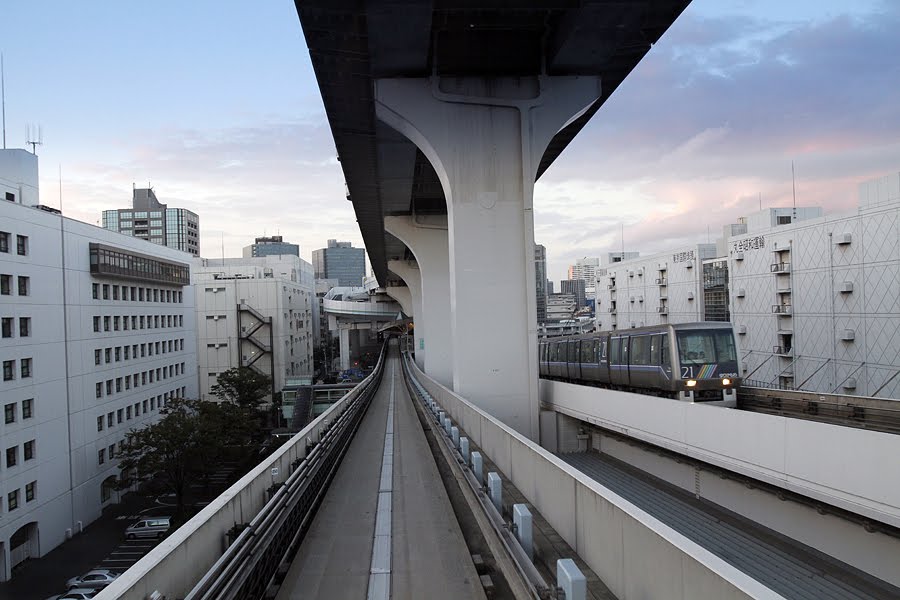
left=210, top=367, right=273, bottom=409
left=117, top=398, right=256, bottom=518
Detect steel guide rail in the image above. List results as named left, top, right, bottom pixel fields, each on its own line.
left=399, top=352, right=554, bottom=600
left=739, top=389, right=900, bottom=435
left=184, top=342, right=389, bottom=600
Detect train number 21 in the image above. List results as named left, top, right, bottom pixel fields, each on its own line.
left=681, top=366, right=694, bottom=378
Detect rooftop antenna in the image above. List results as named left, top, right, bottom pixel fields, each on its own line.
left=1, top=53, right=7, bottom=149
left=791, top=160, right=797, bottom=222
left=26, top=124, right=43, bottom=155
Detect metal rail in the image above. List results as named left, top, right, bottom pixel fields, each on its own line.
left=739, top=387, right=900, bottom=435
left=184, top=342, right=389, bottom=600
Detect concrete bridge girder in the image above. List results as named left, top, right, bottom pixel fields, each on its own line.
left=376, top=75, right=602, bottom=439
left=385, top=216, right=452, bottom=387
left=387, top=259, right=426, bottom=372
left=383, top=281, right=413, bottom=320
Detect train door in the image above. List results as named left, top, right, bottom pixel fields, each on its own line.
left=628, top=335, right=653, bottom=388
left=550, top=341, right=564, bottom=378
left=598, top=337, right=610, bottom=384
left=610, top=335, right=628, bottom=385
left=567, top=340, right=581, bottom=380
left=538, top=341, right=547, bottom=377
left=581, top=338, right=600, bottom=382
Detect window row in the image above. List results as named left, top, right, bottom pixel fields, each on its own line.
left=92, top=282, right=183, bottom=304
left=0, top=232, right=28, bottom=256
left=0, top=274, right=30, bottom=296
left=4, top=399, right=34, bottom=424
left=96, top=392, right=173, bottom=432
left=92, top=313, right=184, bottom=333
left=5, top=439, right=36, bottom=468
left=4, top=481, right=36, bottom=513
left=1, top=317, right=30, bottom=338
left=94, top=363, right=187, bottom=398
left=2, top=358, right=32, bottom=381
left=94, top=338, right=186, bottom=365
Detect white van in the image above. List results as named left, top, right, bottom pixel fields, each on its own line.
left=125, top=516, right=171, bottom=539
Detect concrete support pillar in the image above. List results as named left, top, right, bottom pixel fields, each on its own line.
left=377, top=76, right=601, bottom=438
left=339, top=327, right=350, bottom=371
left=384, top=284, right=413, bottom=320
left=387, top=259, right=426, bottom=371
left=385, top=216, right=452, bottom=386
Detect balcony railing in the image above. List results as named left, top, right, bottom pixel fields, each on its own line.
left=770, top=262, right=791, bottom=273
left=608, top=307, right=616, bottom=313
left=657, top=306, right=668, bottom=314
left=655, top=278, right=668, bottom=285
left=772, top=304, right=792, bottom=314
left=773, top=345, right=793, bottom=356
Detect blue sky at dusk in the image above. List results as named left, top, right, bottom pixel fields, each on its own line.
left=2, top=1, right=898, bottom=284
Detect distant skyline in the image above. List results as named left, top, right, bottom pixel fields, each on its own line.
left=3, top=0, right=898, bottom=284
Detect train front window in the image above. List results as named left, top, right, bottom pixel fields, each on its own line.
left=676, top=330, right=736, bottom=365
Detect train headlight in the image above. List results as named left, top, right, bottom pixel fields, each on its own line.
left=722, top=378, right=732, bottom=386
left=686, top=379, right=697, bottom=387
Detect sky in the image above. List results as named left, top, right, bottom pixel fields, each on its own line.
left=2, top=1, right=898, bottom=285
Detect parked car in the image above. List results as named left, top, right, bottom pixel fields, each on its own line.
left=125, top=516, right=171, bottom=539
left=47, top=588, right=99, bottom=600
left=65, top=570, right=120, bottom=590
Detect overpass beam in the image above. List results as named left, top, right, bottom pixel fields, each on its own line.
left=386, top=216, right=452, bottom=387
left=384, top=282, right=413, bottom=320
left=387, top=259, right=426, bottom=371
left=377, top=76, right=601, bottom=439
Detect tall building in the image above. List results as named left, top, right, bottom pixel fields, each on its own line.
left=242, top=235, right=299, bottom=258
left=1, top=172, right=198, bottom=579
left=102, top=188, right=200, bottom=256
left=193, top=256, right=315, bottom=402
left=311, top=239, right=365, bottom=287
left=560, top=279, right=586, bottom=308
left=568, top=256, right=599, bottom=303
left=546, top=293, right=577, bottom=322
left=534, top=244, right=547, bottom=322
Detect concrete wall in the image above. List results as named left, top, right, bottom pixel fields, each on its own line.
left=94, top=368, right=376, bottom=600
left=410, top=360, right=780, bottom=599
left=540, top=379, right=900, bottom=530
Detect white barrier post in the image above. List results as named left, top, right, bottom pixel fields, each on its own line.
left=513, top=504, right=533, bottom=559
left=471, top=451, right=483, bottom=485
left=556, top=559, right=586, bottom=600
left=459, top=436, right=470, bottom=464
left=451, top=426, right=460, bottom=448
left=488, top=472, right=502, bottom=513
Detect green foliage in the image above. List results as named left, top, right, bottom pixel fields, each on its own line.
left=210, top=367, right=272, bottom=408
left=117, top=397, right=257, bottom=516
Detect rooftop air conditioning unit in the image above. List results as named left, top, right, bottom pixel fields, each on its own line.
left=839, top=281, right=854, bottom=293
left=687, top=292, right=695, bottom=300
left=737, top=325, right=747, bottom=334
left=834, top=232, right=852, bottom=245
left=840, top=329, right=856, bottom=341
left=734, top=252, right=744, bottom=261
left=736, top=288, right=746, bottom=298
left=842, top=378, right=857, bottom=390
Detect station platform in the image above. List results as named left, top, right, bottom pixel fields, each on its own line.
left=561, top=452, right=900, bottom=600
left=276, top=349, right=486, bottom=600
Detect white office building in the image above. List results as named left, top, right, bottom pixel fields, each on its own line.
left=595, top=244, right=717, bottom=331
left=1, top=176, right=197, bottom=580
left=730, top=173, right=900, bottom=396
left=193, top=256, right=315, bottom=402
left=567, top=257, right=599, bottom=301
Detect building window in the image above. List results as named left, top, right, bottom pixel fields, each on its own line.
left=20, top=358, right=31, bottom=378
left=117, top=409, right=123, bottom=424
left=96, top=382, right=102, bottom=398
left=17, top=276, right=29, bottom=296
left=95, top=349, right=101, bottom=365
left=92, top=283, right=99, bottom=299
left=3, top=360, right=13, bottom=381
left=112, top=285, right=119, bottom=300
left=134, top=402, right=140, bottom=416
left=97, top=415, right=104, bottom=431
left=142, top=399, right=148, bottom=413
left=113, top=316, right=120, bottom=331
left=6, top=446, right=17, bottom=467
left=4, top=402, right=15, bottom=424
left=108, top=444, right=115, bottom=460
left=115, top=378, right=122, bottom=393
left=19, top=317, right=30, bottom=337
left=25, top=481, right=35, bottom=502
left=1, top=274, right=10, bottom=295
left=1, top=317, right=11, bottom=338
left=23, top=440, right=34, bottom=461
left=105, top=380, right=112, bottom=395
left=98, top=448, right=105, bottom=464
left=93, top=316, right=101, bottom=332
left=115, top=347, right=121, bottom=362
left=16, top=235, right=28, bottom=256
left=102, top=284, right=110, bottom=300
left=105, top=348, right=111, bottom=363
left=0, top=231, right=8, bottom=252
left=124, top=346, right=130, bottom=360
left=22, top=398, right=32, bottom=419
left=107, top=412, right=114, bottom=427
left=8, top=489, right=18, bottom=511
left=103, top=316, right=110, bottom=331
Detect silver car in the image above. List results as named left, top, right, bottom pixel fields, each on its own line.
left=125, top=516, right=171, bottom=539
left=65, top=570, right=120, bottom=590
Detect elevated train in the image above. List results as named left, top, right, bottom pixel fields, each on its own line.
left=539, top=322, right=741, bottom=403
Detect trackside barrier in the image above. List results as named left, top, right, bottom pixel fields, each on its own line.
left=404, top=355, right=784, bottom=600
left=96, top=343, right=389, bottom=600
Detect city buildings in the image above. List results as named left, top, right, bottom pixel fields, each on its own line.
left=567, top=256, right=599, bottom=302
left=546, top=293, right=577, bottom=322
left=102, top=188, right=200, bottom=256
left=592, top=171, right=900, bottom=397
left=560, top=279, right=586, bottom=308
left=311, top=239, right=365, bottom=287
left=535, top=244, right=548, bottom=322
left=242, top=235, right=300, bottom=258
left=193, top=256, right=315, bottom=402
left=1, top=173, right=198, bottom=579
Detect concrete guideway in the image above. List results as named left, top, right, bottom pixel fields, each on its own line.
left=277, top=346, right=485, bottom=600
